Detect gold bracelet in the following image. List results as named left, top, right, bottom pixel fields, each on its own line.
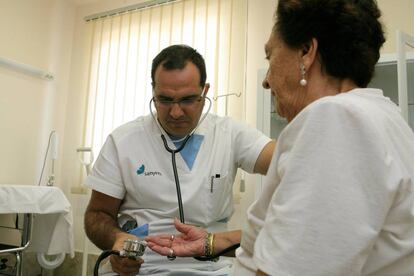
left=204, top=233, right=214, bottom=257
left=209, top=233, right=215, bottom=257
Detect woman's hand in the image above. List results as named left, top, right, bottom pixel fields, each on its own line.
left=145, top=218, right=207, bottom=257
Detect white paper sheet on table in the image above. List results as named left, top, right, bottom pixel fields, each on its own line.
left=0, top=185, right=74, bottom=257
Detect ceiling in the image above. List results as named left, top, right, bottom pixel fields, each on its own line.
left=70, top=0, right=102, bottom=6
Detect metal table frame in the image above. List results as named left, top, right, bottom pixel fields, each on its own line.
left=0, top=214, right=33, bottom=276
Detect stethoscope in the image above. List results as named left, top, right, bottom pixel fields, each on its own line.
left=149, top=93, right=241, bottom=262
left=149, top=92, right=212, bottom=224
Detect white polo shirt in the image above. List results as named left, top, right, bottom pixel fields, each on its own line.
left=86, top=113, right=271, bottom=275
left=234, top=88, right=414, bottom=276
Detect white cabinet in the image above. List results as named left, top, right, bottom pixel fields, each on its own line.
left=369, top=53, right=414, bottom=130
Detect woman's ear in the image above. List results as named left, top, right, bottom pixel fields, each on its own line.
left=301, top=38, right=318, bottom=68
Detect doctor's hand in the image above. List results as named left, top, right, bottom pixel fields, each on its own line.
left=110, top=232, right=144, bottom=276
left=145, top=218, right=207, bottom=257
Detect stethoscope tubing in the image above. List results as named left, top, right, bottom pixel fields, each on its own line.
left=149, top=96, right=212, bottom=224
left=160, top=133, right=192, bottom=223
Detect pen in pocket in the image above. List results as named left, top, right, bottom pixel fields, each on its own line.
left=210, top=174, right=221, bottom=193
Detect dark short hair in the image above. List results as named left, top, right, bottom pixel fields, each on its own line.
left=151, top=44, right=207, bottom=88
left=275, top=0, right=385, bottom=87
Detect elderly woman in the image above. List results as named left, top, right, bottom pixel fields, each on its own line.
left=146, top=0, right=414, bottom=275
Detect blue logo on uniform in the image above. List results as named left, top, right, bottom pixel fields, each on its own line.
left=136, top=164, right=145, bottom=175
left=136, top=164, right=162, bottom=176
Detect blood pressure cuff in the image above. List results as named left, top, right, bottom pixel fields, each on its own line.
left=122, top=220, right=149, bottom=237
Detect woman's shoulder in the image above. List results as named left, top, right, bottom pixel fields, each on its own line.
left=302, top=88, right=387, bottom=117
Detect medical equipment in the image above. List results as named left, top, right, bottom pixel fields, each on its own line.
left=121, top=239, right=147, bottom=258
left=38, top=130, right=58, bottom=186
left=76, top=147, right=94, bottom=176
left=93, top=239, right=147, bottom=276
left=33, top=131, right=67, bottom=269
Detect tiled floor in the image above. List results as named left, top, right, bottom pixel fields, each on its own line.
left=0, top=252, right=98, bottom=276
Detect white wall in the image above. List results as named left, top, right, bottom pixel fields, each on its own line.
left=377, top=0, right=414, bottom=54
left=0, top=0, right=75, bottom=186
left=0, top=0, right=76, bottom=247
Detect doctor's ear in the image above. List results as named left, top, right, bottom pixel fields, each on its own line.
left=203, top=83, right=210, bottom=96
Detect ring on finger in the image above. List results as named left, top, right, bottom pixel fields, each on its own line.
left=167, top=248, right=176, bottom=261
left=169, top=234, right=175, bottom=248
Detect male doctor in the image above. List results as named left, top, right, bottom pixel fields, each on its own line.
left=84, top=44, right=275, bottom=275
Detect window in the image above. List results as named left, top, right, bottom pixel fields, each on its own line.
left=83, top=0, right=247, bottom=153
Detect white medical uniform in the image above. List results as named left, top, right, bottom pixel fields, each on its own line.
left=86, top=113, right=271, bottom=275
left=233, top=88, right=414, bottom=276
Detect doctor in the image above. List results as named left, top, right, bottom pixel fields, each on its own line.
left=84, top=44, right=275, bottom=275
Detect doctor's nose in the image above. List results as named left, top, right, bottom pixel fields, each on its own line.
left=169, top=102, right=185, bottom=118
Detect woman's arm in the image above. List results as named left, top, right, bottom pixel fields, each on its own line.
left=145, top=218, right=241, bottom=257
left=213, top=230, right=241, bottom=257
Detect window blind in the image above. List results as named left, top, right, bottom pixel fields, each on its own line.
left=83, top=0, right=247, bottom=154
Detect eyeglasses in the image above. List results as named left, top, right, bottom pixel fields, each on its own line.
left=153, top=95, right=204, bottom=108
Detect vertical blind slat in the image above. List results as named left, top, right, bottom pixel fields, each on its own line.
left=83, top=20, right=97, bottom=149
left=158, top=5, right=164, bottom=50
left=225, top=0, right=234, bottom=116
left=169, top=2, right=174, bottom=44
left=132, top=12, right=143, bottom=117
left=111, top=17, right=123, bottom=130
left=180, top=1, right=185, bottom=42
left=203, top=0, right=208, bottom=62
left=143, top=8, right=153, bottom=114
left=191, top=0, right=196, bottom=45
left=89, top=20, right=104, bottom=151
left=79, top=20, right=98, bottom=181
left=213, top=0, right=221, bottom=114
left=121, top=13, right=133, bottom=123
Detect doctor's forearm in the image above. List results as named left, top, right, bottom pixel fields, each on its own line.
left=84, top=210, right=123, bottom=250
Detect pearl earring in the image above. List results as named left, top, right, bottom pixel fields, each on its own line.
left=300, top=64, right=307, bottom=86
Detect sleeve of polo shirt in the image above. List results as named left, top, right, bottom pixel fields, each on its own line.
left=253, top=100, right=395, bottom=275
left=85, top=135, right=126, bottom=199
left=232, top=120, right=271, bottom=173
